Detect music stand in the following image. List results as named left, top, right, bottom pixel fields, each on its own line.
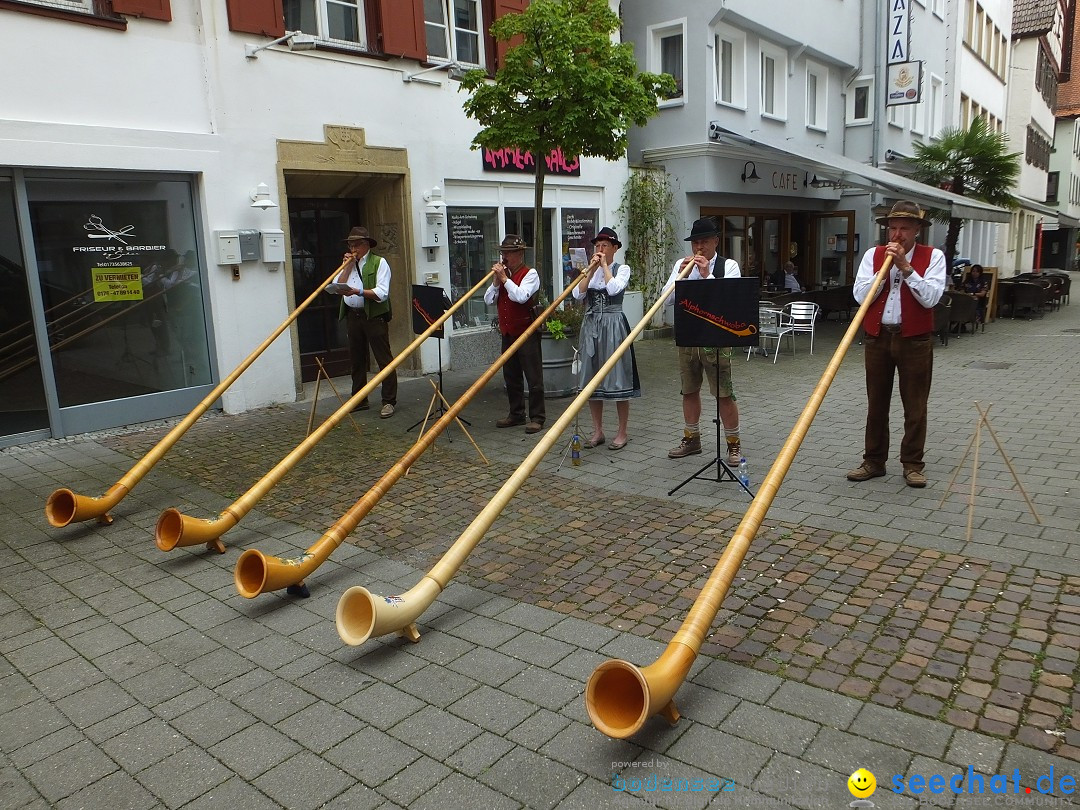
left=406, top=285, right=471, bottom=435
left=667, top=276, right=758, bottom=498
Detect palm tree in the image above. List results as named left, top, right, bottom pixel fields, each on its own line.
left=910, top=117, right=1020, bottom=267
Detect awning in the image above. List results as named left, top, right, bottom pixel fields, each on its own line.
left=1016, top=195, right=1060, bottom=218
left=689, top=125, right=1013, bottom=223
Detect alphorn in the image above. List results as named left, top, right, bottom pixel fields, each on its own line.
left=234, top=262, right=596, bottom=599
left=44, top=259, right=351, bottom=528
left=585, top=256, right=893, bottom=739
left=156, top=271, right=495, bottom=554
left=336, top=253, right=704, bottom=646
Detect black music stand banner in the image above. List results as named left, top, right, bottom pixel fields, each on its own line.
left=411, top=284, right=448, bottom=339
left=673, top=278, right=759, bottom=348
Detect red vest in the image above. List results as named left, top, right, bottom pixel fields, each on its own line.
left=864, top=244, right=935, bottom=337
left=495, top=265, right=537, bottom=336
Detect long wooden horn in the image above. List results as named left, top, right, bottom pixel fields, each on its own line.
left=585, top=257, right=893, bottom=739
left=336, top=254, right=704, bottom=645
left=234, top=263, right=595, bottom=598
left=45, top=260, right=354, bottom=528
left=156, top=271, right=496, bottom=553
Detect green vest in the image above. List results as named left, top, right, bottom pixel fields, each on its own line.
left=339, top=252, right=391, bottom=320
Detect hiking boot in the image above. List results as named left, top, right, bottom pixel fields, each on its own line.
left=846, top=461, right=886, bottom=482
left=497, top=416, right=526, bottom=428
left=726, top=440, right=742, bottom=467
left=524, top=421, right=543, bottom=434
left=903, top=468, right=928, bottom=488
left=668, top=434, right=702, bottom=459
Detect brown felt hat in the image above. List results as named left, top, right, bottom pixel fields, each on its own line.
left=498, top=233, right=529, bottom=251
left=343, top=226, right=378, bottom=248
left=876, top=201, right=931, bottom=228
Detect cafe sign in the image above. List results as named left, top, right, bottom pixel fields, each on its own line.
left=481, top=147, right=581, bottom=176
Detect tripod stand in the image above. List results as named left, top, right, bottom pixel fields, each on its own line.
left=406, top=337, right=471, bottom=435
left=668, top=350, right=754, bottom=498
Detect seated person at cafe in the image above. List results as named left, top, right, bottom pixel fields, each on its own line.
left=962, top=264, right=990, bottom=323
left=768, top=266, right=785, bottom=289
left=782, top=261, right=803, bottom=292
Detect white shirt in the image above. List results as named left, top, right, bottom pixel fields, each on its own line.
left=853, top=244, right=946, bottom=324
left=335, top=253, right=391, bottom=310
left=662, top=254, right=742, bottom=305
left=572, top=262, right=632, bottom=300
left=484, top=265, right=540, bottom=305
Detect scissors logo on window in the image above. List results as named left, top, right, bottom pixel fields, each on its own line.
left=84, top=214, right=136, bottom=245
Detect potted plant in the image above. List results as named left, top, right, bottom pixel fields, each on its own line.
left=539, top=297, right=584, bottom=398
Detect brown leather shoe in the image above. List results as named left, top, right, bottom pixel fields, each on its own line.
left=903, top=468, right=928, bottom=488
left=497, top=416, right=525, bottom=428
left=846, top=462, right=886, bottom=482
left=668, top=434, right=702, bottom=459
left=524, top=421, right=543, bottom=434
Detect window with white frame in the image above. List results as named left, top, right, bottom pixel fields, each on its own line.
left=887, top=103, right=905, bottom=129
left=929, top=74, right=943, bottom=137
left=912, top=94, right=927, bottom=135
left=847, top=77, right=873, bottom=125
left=648, top=21, right=685, bottom=103
left=806, top=62, right=827, bottom=131
left=285, top=0, right=368, bottom=49
left=931, top=0, right=944, bottom=18
left=759, top=41, right=788, bottom=119
left=714, top=24, right=747, bottom=108
left=424, top=0, right=484, bottom=65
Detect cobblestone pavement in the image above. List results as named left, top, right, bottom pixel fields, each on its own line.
left=3, top=280, right=1080, bottom=808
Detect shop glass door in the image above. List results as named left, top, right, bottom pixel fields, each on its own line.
left=0, top=176, right=49, bottom=440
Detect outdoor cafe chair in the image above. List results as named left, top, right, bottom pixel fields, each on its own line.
left=785, top=300, right=820, bottom=354
left=748, top=307, right=795, bottom=363
left=933, top=298, right=951, bottom=346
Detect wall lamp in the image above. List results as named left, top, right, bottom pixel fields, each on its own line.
left=741, top=161, right=761, bottom=183
left=250, top=183, right=278, bottom=210
left=245, top=31, right=317, bottom=59
left=403, top=60, right=467, bottom=84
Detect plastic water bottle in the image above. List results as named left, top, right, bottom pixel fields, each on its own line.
left=737, top=457, right=750, bottom=488
left=571, top=433, right=582, bottom=466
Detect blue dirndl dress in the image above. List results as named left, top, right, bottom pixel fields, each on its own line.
left=577, top=287, right=641, bottom=400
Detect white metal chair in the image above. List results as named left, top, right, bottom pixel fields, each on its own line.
left=785, top=300, right=820, bottom=354
left=748, top=307, right=795, bottom=363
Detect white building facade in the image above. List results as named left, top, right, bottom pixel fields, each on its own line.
left=620, top=0, right=1011, bottom=294
left=0, top=0, right=630, bottom=447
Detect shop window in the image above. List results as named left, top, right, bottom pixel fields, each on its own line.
left=284, top=0, right=367, bottom=49
left=714, top=24, right=746, bottom=108
left=447, top=207, right=500, bottom=330
left=25, top=175, right=212, bottom=408
left=19, top=0, right=94, bottom=13
left=424, top=0, right=484, bottom=66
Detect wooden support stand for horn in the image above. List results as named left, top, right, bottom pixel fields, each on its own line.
left=306, top=357, right=362, bottom=438
left=938, top=401, right=1042, bottom=543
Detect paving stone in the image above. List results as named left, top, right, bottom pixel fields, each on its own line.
left=285, top=701, right=366, bottom=754
left=170, top=697, right=258, bottom=748
left=408, top=770, right=520, bottom=810
left=446, top=646, right=530, bottom=688
left=665, top=722, right=772, bottom=787
left=55, top=769, right=160, bottom=810
left=386, top=704, right=482, bottom=761
left=179, top=776, right=284, bottom=810
left=339, top=680, right=425, bottom=731
left=207, top=721, right=302, bottom=780
left=374, top=755, right=453, bottom=807
left=253, top=750, right=355, bottom=810
left=323, top=726, right=421, bottom=787
left=852, top=703, right=953, bottom=759
left=448, top=684, right=537, bottom=735
left=100, top=719, right=188, bottom=773
left=478, top=746, right=583, bottom=810
left=804, top=726, right=913, bottom=778
left=768, top=680, right=864, bottom=728
left=396, top=663, right=480, bottom=708
left=444, top=730, right=516, bottom=777
left=720, top=702, right=821, bottom=757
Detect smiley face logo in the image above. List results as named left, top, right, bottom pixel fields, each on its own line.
left=848, top=768, right=876, bottom=798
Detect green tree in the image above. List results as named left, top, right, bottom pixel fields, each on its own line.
left=459, top=0, right=675, bottom=278
left=909, top=117, right=1020, bottom=267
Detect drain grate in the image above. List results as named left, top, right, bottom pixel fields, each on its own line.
left=966, top=361, right=1014, bottom=369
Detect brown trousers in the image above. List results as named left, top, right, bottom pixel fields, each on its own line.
left=862, top=328, right=933, bottom=471
left=501, top=331, right=545, bottom=424
left=346, top=308, right=397, bottom=406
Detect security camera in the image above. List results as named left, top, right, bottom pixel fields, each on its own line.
left=885, top=150, right=897, bottom=162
